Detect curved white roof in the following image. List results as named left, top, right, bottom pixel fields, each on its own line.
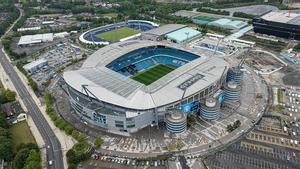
left=63, top=40, right=229, bottom=110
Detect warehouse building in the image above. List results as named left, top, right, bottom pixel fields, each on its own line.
left=23, top=58, right=48, bottom=74
left=253, top=11, right=300, bottom=40
left=18, top=33, right=53, bottom=46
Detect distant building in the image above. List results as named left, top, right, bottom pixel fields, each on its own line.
left=253, top=11, right=300, bottom=40
left=18, top=33, right=53, bottom=46
left=165, top=27, right=201, bottom=44
left=1, top=101, right=27, bottom=124
left=208, top=18, right=248, bottom=30
left=141, top=24, right=187, bottom=41
left=54, top=32, right=70, bottom=39
left=23, top=58, right=48, bottom=74
left=17, top=26, right=41, bottom=32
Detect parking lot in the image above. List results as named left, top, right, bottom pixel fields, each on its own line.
left=83, top=154, right=167, bottom=169
left=21, top=14, right=77, bottom=31
left=29, top=42, right=88, bottom=87
left=205, top=131, right=300, bottom=169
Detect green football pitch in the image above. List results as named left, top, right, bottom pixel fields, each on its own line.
left=95, top=27, right=141, bottom=42
left=131, top=64, right=175, bottom=85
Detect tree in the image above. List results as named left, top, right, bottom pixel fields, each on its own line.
left=0, top=138, right=13, bottom=161
left=78, top=133, right=87, bottom=142
left=0, top=88, right=16, bottom=104
left=24, top=149, right=41, bottom=169
left=28, top=78, right=38, bottom=91
left=0, top=113, right=9, bottom=129
left=14, top=148, right=31, bottom=169
left=71, top=130, right=79, bottom=140
left=14, top=143, right=39, bottom=169
left=94, top=137, right=103, bottom=148
left=0, top=127, right=10, bottom=138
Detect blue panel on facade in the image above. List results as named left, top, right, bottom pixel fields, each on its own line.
left=218, top=93, right=225, bottom=103
left=178, top=101, right=199, bottom=113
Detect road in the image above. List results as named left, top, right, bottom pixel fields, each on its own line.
left=0, top=6, right=64, bottom=169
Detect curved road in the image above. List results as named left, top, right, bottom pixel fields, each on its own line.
left=0, top=6, right=64, bottom=169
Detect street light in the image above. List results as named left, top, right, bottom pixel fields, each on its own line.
left=148, top=123, right=154, bottom=150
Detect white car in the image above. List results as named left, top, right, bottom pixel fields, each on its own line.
left=49, top=160, right=53, bottom=166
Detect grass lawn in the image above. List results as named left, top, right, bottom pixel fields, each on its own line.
left=9, top=121, right=36, bottom=152
left=95, top=27, right=141, bottom=42
left=100, top=13, right=118, bottom=18
left=131, top=64, right=175, bottom=85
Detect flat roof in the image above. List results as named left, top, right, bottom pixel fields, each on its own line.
left=209, top=18, right=232, bottom=26
left=261, top=11, right=300, bottom=26
left=23, top=58, right=47, bottom=70
left=64, top=40, right=229, bottom=110
left=165, top=27, right=200, bottom=43
left=142, top=24, right=187, bottom=36
left=18, top=33, right=53, bottom=45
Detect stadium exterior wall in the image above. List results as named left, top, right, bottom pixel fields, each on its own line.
left=63, top=75, right=225, bottom=133
left=252, top=18, right=300, bottom=40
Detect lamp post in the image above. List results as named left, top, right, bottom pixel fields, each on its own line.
left=148, top=123, right=153, bottom=150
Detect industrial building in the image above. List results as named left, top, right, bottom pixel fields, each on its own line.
left=23, top=58, right=48, bottom=74
left=18, top=33, right=53, bottom=46
left=253, top=11, right=300, bottom=40
left=208, top=18, right=248, bottom=30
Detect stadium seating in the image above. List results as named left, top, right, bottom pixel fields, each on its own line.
left=106, top=46, right=200, bottom=77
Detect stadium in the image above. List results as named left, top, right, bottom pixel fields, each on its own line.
left=79, top=20, right=158, bottom=45
left=63, top=40, right=229, bottom=133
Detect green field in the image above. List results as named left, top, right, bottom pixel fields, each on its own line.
left=9, top=121, right=36, bottom=152
left=96, top=27, right=141, bottom=42
left=131, top=64, right=175, bottom=85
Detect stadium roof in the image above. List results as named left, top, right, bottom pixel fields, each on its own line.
left=165, top=27, right=200, bottom=43
left=261, top=11, right=300, bottom=26
left=143, top=24, right=187, bottom=36
left=64, top=40, right=229, bottom=110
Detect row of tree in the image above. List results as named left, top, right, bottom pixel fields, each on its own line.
left=233, top=12, right=256, bottom=19
left=44, top=92, right=87, bottom=142
left=0, top=112, right=13, bottom=161
left=197, top=8, right=229, bottom=16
